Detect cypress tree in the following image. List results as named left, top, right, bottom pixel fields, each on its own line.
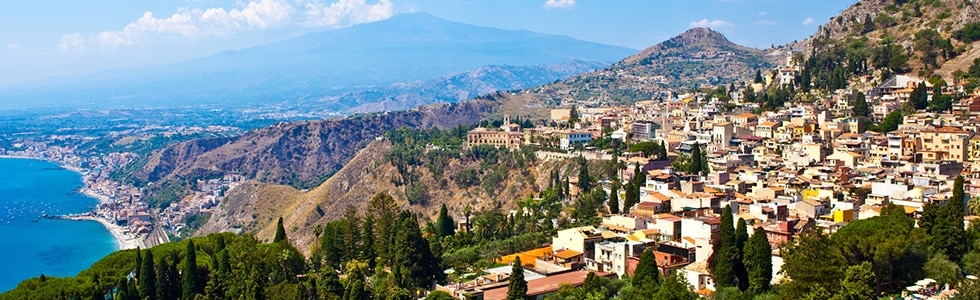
left=711, top=205, right=737, bottom=288
left=436, top=203, right=456, bottom=238
left=609, top=181, right=621, bottom=214
left=700, top=145, right=709, bottom=176
left=506, top=257, right=528, bottom=300
left=139, top=250, right=156, bottom=300
left=659, top=140, right=668, bottom=161
left=633, top=249, right=661, bottom=293
left=744, top=227, right=773, bottom=294
left=135, top=247, right=142, bottom=280
left=182, top=240, right=199, bottom=300
left=274, top=216, right=287, bottom=244
left=577, top=157, right=592, bottom=192
left=690, top=142, right=702, bottom=174
left=155, top=255, right=176, bottom=300
left=734, top=218, right=749, bottom=291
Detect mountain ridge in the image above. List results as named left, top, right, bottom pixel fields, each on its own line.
left=0, top=12, right=634, bottom=111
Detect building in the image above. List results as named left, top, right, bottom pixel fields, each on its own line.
left=919, top=126, right=973, bottom=162
left=466, top=127, right=523, bottom=150
left=559, top=131, right=593, bottom=150
left=633, top=121, right=658, bottom=141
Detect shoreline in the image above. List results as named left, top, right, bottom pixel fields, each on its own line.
left=63, top=215, right=142, bottom=250
left=0, top=155, right=141, bottom=250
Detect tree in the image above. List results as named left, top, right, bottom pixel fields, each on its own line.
left=852, top=92, right=870, bottom=118
left=155, top=254, right=178, bottom=300
left=780, top=231, right=846, bottom=299
left=608, top=182, right=621, bottom=214
left=369, top=192, right=399, bottom=268
left=689, top=142, right=702, bottom=175
left=426, top=291, right=455, bottom=300
left=651, top=273, right=699, bottom=300
left=507, top=257, right=528, bottom=300
left=633, top=249, right=660, bottom=293
left=744, top=227, right=773, bottom=294
left=392, top=212, right=440, bottom=290
left=924, top=253, right=962, bottom=287
left=139, top=250, right=157, bottom=300
left=872, top=110, right=903, bottom=133
left=969, top=196, right=980, bottom=216
left=928, top=83, right=952, bottom=112
left=734, top=219, right=749, bottom=291
left=630, top=141, right=659, bottom=157
left=274, top=216, right=287, bottom=244
left=711, top=205, right=738, bottom=288
left=909, top=82, right=929, bottom=110
left=436, top=204, right=456, bottom=238
left=361, top=216, right=377, bottom=269
left=862, top=14, right=875, bottom=33
left=754, top=70, right=763, bottom=83
left=833, top=214, right=928, bottom=293
left=659, top=140, right=669, bottom=161
left=831, top=262, right=876, bottom=300
left=182, top=240, right=200, bottom=300
left=576, top=157, right=592, bottom=192
left=925, top=178, right=968, bottom=263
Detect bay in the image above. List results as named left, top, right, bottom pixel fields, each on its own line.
left=0, top=158, right=117, bottom=292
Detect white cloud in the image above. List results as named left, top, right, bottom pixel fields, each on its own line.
left=802, top=17, right=814, bottom=26
left=6, top=43, right=18, bottom=49
left=303, top=0, right=394, bottom=28
left=85, top=0, right=393, bottom=49
left=58, top=33, right=86, bottom=53
left=689, top=19, right=734, bottom=30
left=543, top=0, right=576, bottom=9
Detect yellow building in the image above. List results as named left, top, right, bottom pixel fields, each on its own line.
left=833, top=209, right=854, bottom=223
left=919, top=126, right=973, bottom=162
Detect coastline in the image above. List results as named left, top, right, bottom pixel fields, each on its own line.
left=63, top=215, right=142, bottom=250
left=0, top=155, right=141, bottom=250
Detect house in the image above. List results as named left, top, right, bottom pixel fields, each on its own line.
left=588, top=240, right=646, bottom=277
left=551, top=226, right=605, bottom=261
left=558, top=131, right=593, bottom=150
left=682, top=261, right=715, bottom=297
left=919, top=126, right=973, bottom=162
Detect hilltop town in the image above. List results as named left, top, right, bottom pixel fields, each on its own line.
left=442, top=55, right=980, bottom=298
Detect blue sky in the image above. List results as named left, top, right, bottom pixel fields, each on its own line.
left=0, top=0, right=854, bottom=84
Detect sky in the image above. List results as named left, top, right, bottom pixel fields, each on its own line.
left=0, top=0, right=855, bottom=85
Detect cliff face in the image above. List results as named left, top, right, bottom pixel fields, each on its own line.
left=133, top=99, right=498, bottom=190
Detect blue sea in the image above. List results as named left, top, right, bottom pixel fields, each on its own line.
left=0, top=158, right=117, bottom=292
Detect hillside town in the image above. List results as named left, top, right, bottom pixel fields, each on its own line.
left=452, top=57, right=980, bottom=299
left=0, top=125, right=243, bottom=248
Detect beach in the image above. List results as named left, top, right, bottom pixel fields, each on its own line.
left=63, top=214, right=143, bottom=250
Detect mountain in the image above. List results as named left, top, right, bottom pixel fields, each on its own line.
left=321, top=60, right=610, bottom=114
left=785, top=0, right=980, bottom=79
left=0, top=12, right=633, bottom=110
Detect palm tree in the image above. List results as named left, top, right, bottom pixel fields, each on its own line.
left=968, top=196, right=980, bottom=216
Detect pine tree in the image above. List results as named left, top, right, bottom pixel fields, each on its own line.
left=392, top=212, right=439, bottom=289
left=340, top=204, right=361, bottom=263
left=633, top=249, right=661, bottom=293
left=506, top=257, right=528, bottom=300
left=139, top=250, right=157, bottom=300
left=699, top=145, right=709, bottom=176
left=274, top=216, right=287, bottom=243
left=744, top=227, right=773, bottom=294
left=436, top=203, right=456, bottom=238
left=369, top=192, right=398, bottom=268
left=754, top=70, right=763, bottom=83
left=609, top=181, right=621, bottom=214
left=182, top=240, right=199, bottom=300
left=361, top=216, right=377, bottom=269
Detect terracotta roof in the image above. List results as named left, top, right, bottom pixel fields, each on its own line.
left=554, top=249, right=583, bottom=260
left=482, top=271, right=613, bottom=300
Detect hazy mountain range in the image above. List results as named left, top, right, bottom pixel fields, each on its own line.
left=0, top=12, right=634, bottom=111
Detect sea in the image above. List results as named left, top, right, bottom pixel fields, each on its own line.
left=0, top=158, right=117, bottom=292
